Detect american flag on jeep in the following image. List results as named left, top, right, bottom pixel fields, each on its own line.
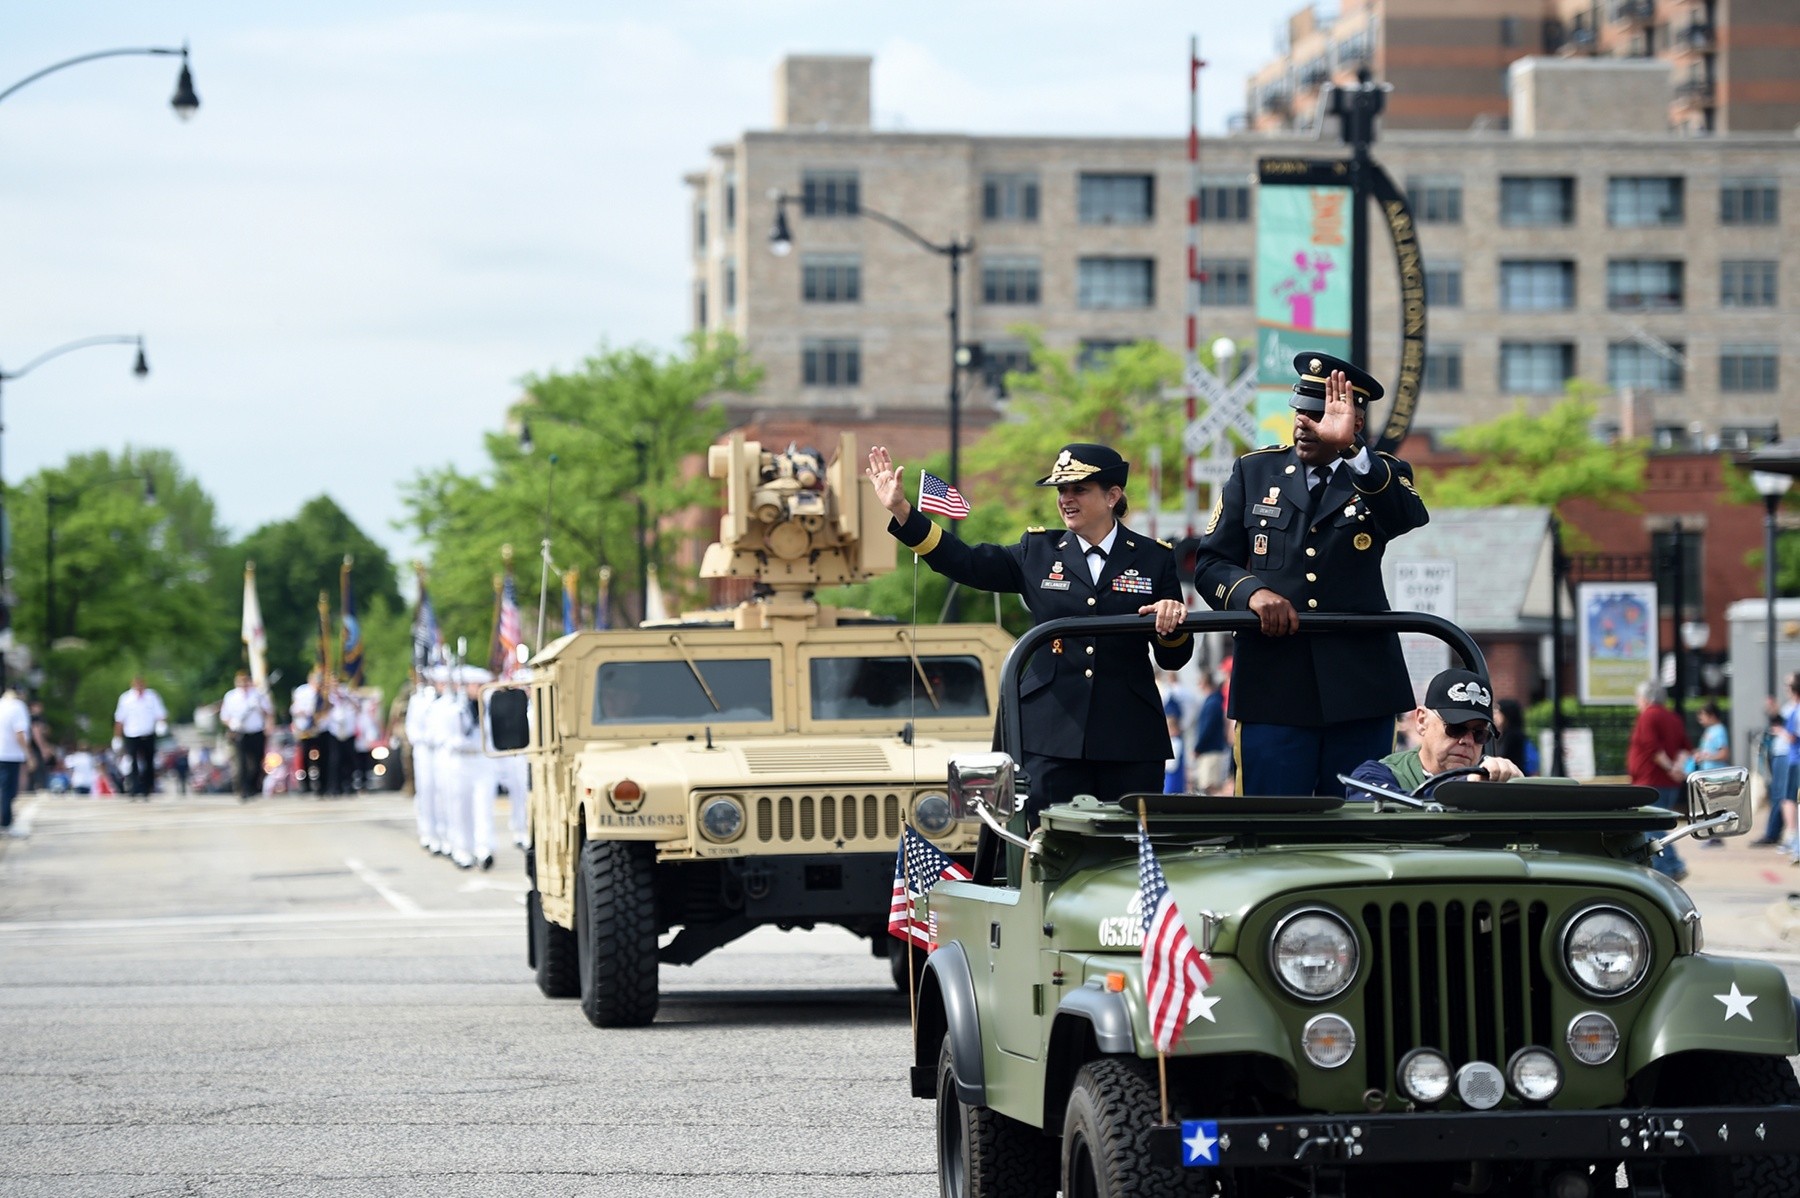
left=1138, top=831, right=1213, bottom=1052
left=888, top=826, right=972, bottom=950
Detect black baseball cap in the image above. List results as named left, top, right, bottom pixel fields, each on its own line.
left=1290, top=352, right=1384, bottom=415
left=1425, top=668, right=1494, bottom=725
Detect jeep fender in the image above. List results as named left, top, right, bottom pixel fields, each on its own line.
left=915, top=942, right=985, bottom=1106
left=1626, top=954, right=1800, bottom=1073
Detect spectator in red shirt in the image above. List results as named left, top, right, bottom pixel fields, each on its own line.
left=1628, top=680, right=1691, bottom=882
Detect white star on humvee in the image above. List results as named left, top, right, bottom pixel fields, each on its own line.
left=1714, top=982, right=1757, bottom=1022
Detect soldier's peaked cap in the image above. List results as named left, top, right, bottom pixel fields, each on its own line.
left=1290, top=351, right=1384, bottom=414
left=1036, top=443, right=1129, bottom=488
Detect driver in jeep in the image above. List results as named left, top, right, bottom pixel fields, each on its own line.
left=1344, top=667, right=1522, bottom=800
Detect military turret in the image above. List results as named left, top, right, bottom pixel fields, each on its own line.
left=698, top=432, right=895, bottom=628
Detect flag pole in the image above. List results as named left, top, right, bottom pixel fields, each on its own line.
left=1139, top=796, right=1172, bottom=1127
left=317, top=591, right=333, bottom=677
left=902, top=818, right=919, bottom=1041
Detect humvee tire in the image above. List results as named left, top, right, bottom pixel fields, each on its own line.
left=1062, top=1058, right=1205, bottom=1198
left=527, top=889, right=578, bottom=999
left=890, top=939, right=928, bottom=996
left=1658, top=1052, right=1800, bottom=1197
left=936, top=1034, right=1056, bottom=1198
left=574, top=839, right=658, bottom=1027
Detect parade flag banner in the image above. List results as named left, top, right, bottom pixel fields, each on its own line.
left=888, top=826, right=972, bottom=951
left=918, top=471, right=970, bottom=520
left=411, top=570, right=441, bottom=674
left=594, top=566, right=612, bottom=631
left=241, top=563, right=269, bottom=692
left=1255, top=164, right=1353, bottom=443
left=1137, top=829, right=1213, bottom=1053
left=492, top=568, right=523, bottom=679
left=339, top=556, right=365, bottom=686
left=562, top=568, right=579, bottom=637
left=643, top=565, right=668, bottom=624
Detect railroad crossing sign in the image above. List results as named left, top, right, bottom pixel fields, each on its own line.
left=1175, top=362, right=1259, bottom=455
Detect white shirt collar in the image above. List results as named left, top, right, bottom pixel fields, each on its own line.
left=1076, top=524, right=1119, bottom=556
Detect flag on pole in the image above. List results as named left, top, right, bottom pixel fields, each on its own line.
left=491, top=562, right=523, bottom=679
left=241, top=562, right=269, bottom=692
left=411, top=567, right=441, bottom=674
left=561, top=567, right=580, bottom=636
left=643, top=564, right=668, bottom=624
left=316, top=592, right=333, bottom=675
left=918, top=471, right=971, bottom=520
left=594, top=566, right=612, bottom=631
left=1137, top=829, right=1213, bottom=1053
left=339, top=556, right=365, bottom=686
left=888, top=826, right=973, bottom=951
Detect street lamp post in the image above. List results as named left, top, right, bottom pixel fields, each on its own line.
left=0, top=44, right=199, bottom=116
left=769, top=193, right=974, bottom=488
left=1752, top=471, right=1792, bottom=704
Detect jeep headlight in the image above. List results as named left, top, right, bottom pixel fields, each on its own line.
left=1563, top=906, right=1649, bottom=997
left=913, top=792, right=953, bottom=836
left=698, top=795, right=745, bottom=843
left=1270, top=907, right=1358, bottom=1001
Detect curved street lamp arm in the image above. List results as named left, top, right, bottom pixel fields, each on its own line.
left=853, top=202, right=972, bottom=257
left=0, top=46, right=187, bottom=107
left=0, top=334, right=143, bottom=382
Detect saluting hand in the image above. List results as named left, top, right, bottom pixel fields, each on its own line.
left=1314, top=369, right=1358, bottom=454
left=1138, top=598, right=1188, bottom=638
left=866, top=446, right=910, bottom=520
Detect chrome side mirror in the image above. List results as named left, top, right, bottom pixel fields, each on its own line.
left=948, top=752, right=1017, bottom=822
left=1686, top=766, right=1750, bottom=839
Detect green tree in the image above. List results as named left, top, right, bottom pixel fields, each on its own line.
left=228, top=497, right=404, bottom=711
left=401, top=336, right=760, bottom=647
left=1416, top=392, right=1646, bottom=517
left=11, top=448, right=233, bottom=737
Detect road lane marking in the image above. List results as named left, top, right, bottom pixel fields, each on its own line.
left=344, top=857, right=424, bottom=915
left=0, top=908, right=514, bottom=934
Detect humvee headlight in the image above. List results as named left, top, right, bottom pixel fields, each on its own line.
left=1270, top=908, right=1358, bottom=1001
left=913, top=793, right=953, bottom=835
left=1563, top=906, right=1649, bottom=997
left=1506, top=1047, right=1563, bottom=1102
left=698, top=796, right=745, bottom=843
left=1566, top=1012, right=1620, bottom=1065
left=1300, top=1014, right=1355, bottom=1069
left=1396, top=1048, right=1451, bottom=1104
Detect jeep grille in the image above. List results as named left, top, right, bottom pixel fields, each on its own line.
left=1358, top=896, right=1554, bottom=1095
left=742, top=745, right=891, bottom=774
left=753, top=792, right=903, bottom=846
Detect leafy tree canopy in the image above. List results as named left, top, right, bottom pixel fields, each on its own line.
left=1415, top=391, right=1646, bottom=515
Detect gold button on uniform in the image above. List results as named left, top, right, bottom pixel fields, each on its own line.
left=1086, top=597, right=1096, bottom=607
left=1307, top=599, right=1318, bottom=609
left=1306, top=547, right=1317, bottom=557
left=1084, top=669, right=1093, bottom=678
left=1085, top=645, right=1094, bottom=655
left=1306, top=573, right=1317, bottom=582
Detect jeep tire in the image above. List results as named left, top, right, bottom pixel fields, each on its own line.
left=528, top=888, right=579, bottom=999
left=936, top=1033, right=1056, bottom=1198
left=1656, top=1051, right=1800, bottom=1196
left=1062, top=1058, right=1207, bottom=1198
left=573, top=839, right=659, bottom=1027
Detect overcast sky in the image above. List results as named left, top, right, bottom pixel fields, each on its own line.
left=4, top=2, right=1281, bottom=560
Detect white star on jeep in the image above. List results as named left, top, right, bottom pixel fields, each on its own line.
left=1714, top=982, right=1757, bottom=1022
left=1188, top=993, right=1222, bottom=1024
left=1183, top=1123, right=1218, bottom=1164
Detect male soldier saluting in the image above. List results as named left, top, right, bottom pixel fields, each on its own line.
left=1191, top=353, right=1428, bottom=797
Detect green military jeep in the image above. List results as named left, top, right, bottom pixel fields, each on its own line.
left=912, top=611, right=1800, bottom=1198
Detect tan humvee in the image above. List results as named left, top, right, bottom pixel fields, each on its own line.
left=487, top=433, right=1013, bottom=1028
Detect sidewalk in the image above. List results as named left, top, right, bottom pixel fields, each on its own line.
left=1677, top=831, right=1800, bottom=958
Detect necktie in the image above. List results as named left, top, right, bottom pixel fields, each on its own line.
left=1086, top=543, right=1106, bottom=584
left=1306, top=465, right=1331, bottom=519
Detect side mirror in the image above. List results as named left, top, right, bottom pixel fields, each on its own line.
left=1686, top=766, right=1750, bottom=838
left=949, top=752, right=1017, bottom=821
left=487, top=686, right=532, bottom=752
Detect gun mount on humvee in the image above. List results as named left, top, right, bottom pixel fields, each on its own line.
left=488, top=433, right=1013, bottom=1028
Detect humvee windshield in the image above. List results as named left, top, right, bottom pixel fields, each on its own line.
left=809, top=655, right=989, bottom=720
left=591, top=658, right=774, bottom=724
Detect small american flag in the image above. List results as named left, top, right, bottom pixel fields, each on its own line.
left=1137, top=829, right=1213, bottom=1053
left=889, top=826, right=973, bottom=950
left=917, top=471, right=971, bottom=520
left=493, top=571, right=523, bottom=679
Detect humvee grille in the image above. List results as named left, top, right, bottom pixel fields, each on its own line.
left=1358, top=896, right=1555, bottom=1095
left=753, top=793, right=903, bottom=847
left=742, top=746, right=890, bottom=774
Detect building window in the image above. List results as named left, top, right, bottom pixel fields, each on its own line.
left=1499, top=260, right=1575, bottom=310
left=981, top=340, right=1034, bottom=385
left=1650, top=528, right=1703, bottom=616
left=802, top=338, right=861, bottom=387
left=1199, top=181, right=1251, bottom=222
left=1721, top=423, right=1781, bottom=450
left=723, top=258, right=737, bottom=311
left=694, top=281, right=707, bottom=328
left=1078, top=257, right=1155, bottom=309
left=1424, top=343, right=1463, bottom=391
left=1607, top=341, right=1684, bottom=391
left=1499, top=342, right=1575, bottom=393
left=1720, top=344, right=1778, bottom=392
left=981, top=256, right=1041, bottom=305
left=1500, top=176, right=1574, bottom=226
left=1078, top=339, right=1138, bottom=370
left=1721, top=177, right=1777, bottom=225
left=1606, top=259, right=1684, bottom=311
left=1409, top=175, right=1463, bottom=224
left=1721, top=259, right=1777, bottom=308
left=1607, top=176, right=1684, bottom=227
left=694, top=199, right=708, bottom=252
left=723, top=174, right=737, bottom=230
left=1424, top=261, right=1462, bottom=308
left=1078, top=173, right=1154, bottom=225
left=1198, top=258, right=1251, bottom=306
left=801, top=169, right=859, bottom=217
left=982, top=172, right=1040, bottom=222
left=801, top=254, right=861, bottom=303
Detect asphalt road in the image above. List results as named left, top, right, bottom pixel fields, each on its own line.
left=2, top=792, right=1797, bottom=1198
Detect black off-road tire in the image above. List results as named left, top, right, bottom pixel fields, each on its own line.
left=528, top=889, right=579, bottom=999
left=573, top=839, right=659, bottom=1027
left=1062, top=1057, right=1210, bottom=1198
left=1656, top=1052, right=1800, bottom=1196
left=936, top=1034, right=1057, bottom=1198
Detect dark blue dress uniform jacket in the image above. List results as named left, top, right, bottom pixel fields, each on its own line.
left=890, top=510, right=1193, bottom=761
left=1191, top=447, right=1428, bottom=727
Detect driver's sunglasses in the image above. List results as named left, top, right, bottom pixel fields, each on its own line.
left=1437, top=715, right=1493, bottom=744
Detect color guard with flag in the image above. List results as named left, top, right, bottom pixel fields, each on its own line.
left=888, top=826, right=972, bottom=951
